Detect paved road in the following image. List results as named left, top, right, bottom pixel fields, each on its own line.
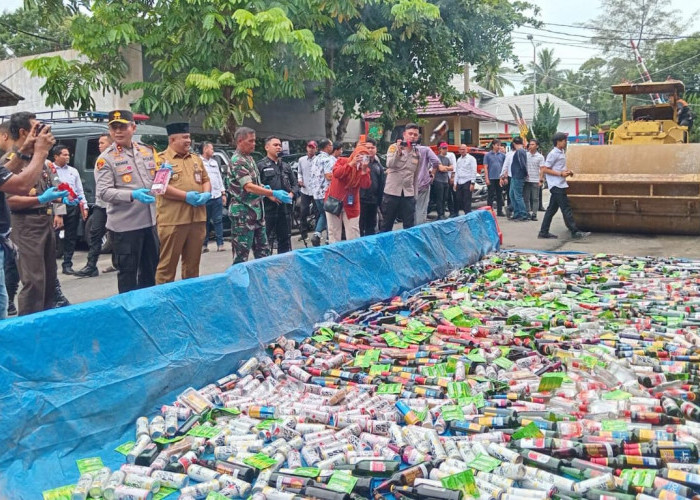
left=53, top=193, right=700, bottom=308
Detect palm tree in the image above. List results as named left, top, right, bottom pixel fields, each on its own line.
left=475, top=63, right=515, bottom=96
left=531, top=48, right=562, bottom=92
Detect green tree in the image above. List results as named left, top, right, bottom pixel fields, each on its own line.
left=582, top=0, right=684, bottom=57
left=653, top=35, right=700, bottom=93
left=474, top=62, right=515, bottom=96
left=531, top=48, right=562, bottom=92
left=531, top=97, right=560, bottom=154
left=24, top=0, right=330, bottom=143
left=0, top=8, right=71, bottom=59
left=309, top=0, right=537, bottom=139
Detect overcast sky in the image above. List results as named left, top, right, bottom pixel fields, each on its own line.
left=506, top=0, right=700, bottom=94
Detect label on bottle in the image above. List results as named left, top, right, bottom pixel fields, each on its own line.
left=621, top=469, right=657, bottom=488
left=292, top=467, right=320, bottom=478
left=76, top=457, right=104, bottom=475
left=660, top=449, right=694, bottom=464
left=519, top=438, right=546, bottom=449
left=370, top=462, right=387, bottom=472
left=468, top=453, right=502, bottom=472
left=526, top=451, right=551, bottom=465
left=326, top=471, right=358, bottom=493
left=440, top=405, right=465, bottom=422
left=243, top=453, right=277, bottom=470
left=441, top=469, right=478, bottom=496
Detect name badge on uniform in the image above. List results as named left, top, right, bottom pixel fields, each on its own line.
left=194, top=171, right=202, bottom=184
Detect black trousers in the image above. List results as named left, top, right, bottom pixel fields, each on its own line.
left=449, top=185, right=459, bottom=216
left=298, top=193, right=314, bottom=239
left=264, top=201, right=291, bottom=254
left=539, top=186, right=580, bottom=236
left=359, top=202, right=378, bottom=236
left=487, top=180, right=504, bottom=214
left=112, top=226, right=159, bottom=294
left=4, top=242, right=19, bottom=304
left=432, top=182, right=449, bottom=218
left=380, top=193, right=415, bottom=232
left=62, top=205, right=80, bottom=267
left=86, top=206, right=107, bottom=267
left=455, top=182, right=473, bottom=215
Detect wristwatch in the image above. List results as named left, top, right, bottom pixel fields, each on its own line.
left=18, top=153, right=32, bottom=162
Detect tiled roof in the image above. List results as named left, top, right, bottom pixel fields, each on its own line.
left=364, top=96, right=497, bottom=121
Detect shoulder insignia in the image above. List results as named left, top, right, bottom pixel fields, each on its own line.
left=96, top=158, right=106, bottom=170
left=388, top=145, right=397, bottom=153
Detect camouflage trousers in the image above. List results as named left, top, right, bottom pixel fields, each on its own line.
left=230, top=220, right=269, bottom=264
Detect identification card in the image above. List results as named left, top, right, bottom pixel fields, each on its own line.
left=194, top=171, right=202, bottom=184
left=347, top=194, right=354, bottom=205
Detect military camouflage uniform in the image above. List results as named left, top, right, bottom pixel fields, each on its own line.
left=226, top=150, right=269, bottom=264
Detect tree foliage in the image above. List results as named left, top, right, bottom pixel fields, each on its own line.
left=531, top=48, right=562, bottom=92
left=474, top=63, right=515, bottom=96
left=23, top=0, right=536, bottom=142
left=582, top=0, right=685, bottom=57
left=305, top=0, right=537, bottom=139
left=24, top=0, right=330, bottom=143
left=0, top=8, right=71, bottom=59
left=531, top=97, right=560, bottom=154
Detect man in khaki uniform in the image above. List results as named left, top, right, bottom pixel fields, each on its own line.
left=156, top=122, right=211, bottom=284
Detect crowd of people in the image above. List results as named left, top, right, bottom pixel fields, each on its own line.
left=0, top=109, right=588, bottom=319
left=482, top=134, right=591, bottom=240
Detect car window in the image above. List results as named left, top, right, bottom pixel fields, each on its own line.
left=85, top=137, right=101, bottom=170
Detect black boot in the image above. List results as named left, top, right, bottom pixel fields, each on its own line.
left=75, top=263, right=99, bottom=277
left=54, top=278, right=70, bottom=308
left=62, top=263, right=75, bottom=275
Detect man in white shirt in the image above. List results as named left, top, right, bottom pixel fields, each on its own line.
left=51, top=144, right=87, bottom=275
left=524, top=139, right=545, bottom=221
left=201, top=142, right=226, bottom=252
left=296, top=140, right=317, bottom=241
left=538, top=132, right=590, bottom=240
left=499, top=145, right=515, bottom=218
left=453, top=144, right=477, bottom=215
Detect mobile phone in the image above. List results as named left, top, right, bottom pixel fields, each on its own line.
left=34, top=122, right=46, bottom=135
left=400, top=141, right=409, bottom=147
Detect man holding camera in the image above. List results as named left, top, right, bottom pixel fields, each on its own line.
left=381, top=123, right=439, bottom=232
left=0, top=112, right=58, bottom=317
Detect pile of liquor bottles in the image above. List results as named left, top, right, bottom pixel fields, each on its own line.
left=61, top=252, right=700, bottom=500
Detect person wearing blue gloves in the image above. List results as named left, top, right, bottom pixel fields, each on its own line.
left=156, top=122, right=211, bottom=284
left=8, top=169, right=69, bottom=315
left=95, top=109, right=161, bottom=294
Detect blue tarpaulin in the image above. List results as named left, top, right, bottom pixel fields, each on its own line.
left=0, top=211, right=499, bottom=497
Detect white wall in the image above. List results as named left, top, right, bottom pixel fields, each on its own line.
left=480, top=117, right=583, bottom=137
left=0, top=48, right=143, bottom=115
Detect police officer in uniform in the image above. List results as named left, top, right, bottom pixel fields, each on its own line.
left=95, top=110, right=159, bottom=294
left=156, top=122, right=211, bottom=284
left=257, top=136, right=296, bottom=253
left=226, top=127, right=292, bottom=264
left=8, top=162, right=68, bottom=315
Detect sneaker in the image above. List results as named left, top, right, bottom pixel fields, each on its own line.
left=217, top=245, right=225, bottom=252
left=538, top=232, right=558, bottom=239
left=497, top=212, right=506, bottom=217
left=7, top=302, right=16, bottom=316
left=530, top=214, right=538, bottom=221
left=202, top=246, right=209, bottom=253
left=310, top=233, right=321, bottom=247
left=572, top=231, right=591, bottom=240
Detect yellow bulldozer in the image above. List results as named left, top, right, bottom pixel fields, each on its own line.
left=567, top=80, right=700, bottom=235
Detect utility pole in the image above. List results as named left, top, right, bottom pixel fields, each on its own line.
left=630, top=40, right=662, bottom=104
left=527, top=35, right=536, bottom=122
